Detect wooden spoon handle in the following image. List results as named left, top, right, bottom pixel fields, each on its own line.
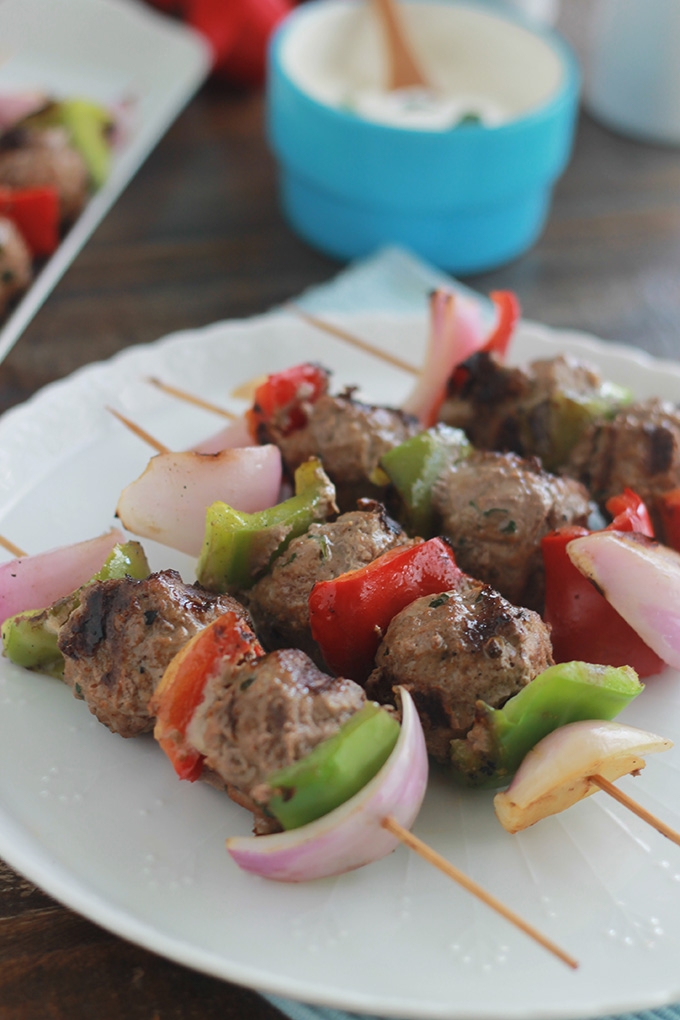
left=370, top=0, right=427, bottom=91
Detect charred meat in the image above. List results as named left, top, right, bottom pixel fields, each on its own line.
left=0, top=126, right=89, bottom=223
left=432, top=450, right=591, bottom=611
left=440, top=352, right=631, bottom=472
left=366, top=577, right=553, bottom=762
left=564, top=397, right=680, bottom=537
left=245, top=500, right=412, bottom=662
left=58, top=570, right=250, bottom=738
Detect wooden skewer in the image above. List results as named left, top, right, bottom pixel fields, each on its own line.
left=381, top=815, right=579, bottom=970
left=0, top=534, right=27, bottom=558
left=106, top=407, right=170, bottom=455
left=146, top=377, right=238, bottom=420
left=287, top=303, right=419, bottom=376
left=590, top=774, right=680, bottom=847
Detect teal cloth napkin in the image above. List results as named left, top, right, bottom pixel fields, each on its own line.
left=263, top=246, right=680, bottom=1020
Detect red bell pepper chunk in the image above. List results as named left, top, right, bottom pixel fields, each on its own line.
left=541, top=512, right=664, bottom=677
left=0, top=186, right=60, bottom=257
left=484, top=291, right=521, bottom=360
left=658, top=487, right=680, bottom=552
left=605, top=487, right=654, bottom=536
left=309, top=536, right=462, bottom=682
left=246, top=361, right=330, bottom=441
left=151, top=610, right=264, bottom=781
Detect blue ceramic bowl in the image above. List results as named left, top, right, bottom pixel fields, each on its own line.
left=267, top=0, right=579, bottom=274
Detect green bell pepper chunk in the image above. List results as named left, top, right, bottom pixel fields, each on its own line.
left=449, top=660, right=643, bottom=789
left=380, top=424, right=471, bottom=538
left=196, top=458, right=337, bottom=593
left=264, top=702, right=400, bottom=830
left=540, top=383, right=633, bottom=472
left=1, top=540, right=149, bottom=677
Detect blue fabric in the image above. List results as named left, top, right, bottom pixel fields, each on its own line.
left=266, top=245, right=680, bottom=1020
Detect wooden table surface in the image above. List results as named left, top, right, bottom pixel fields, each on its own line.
left=0, top=79, right=679, bottom=1020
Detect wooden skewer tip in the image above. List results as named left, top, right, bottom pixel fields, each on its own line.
left=106, top=406, right=170, bottom=455
left=381, top=816, right=579, bottom=971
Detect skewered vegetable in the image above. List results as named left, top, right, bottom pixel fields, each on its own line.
left=449, top=660, right=643, bottom=787
left=494, top=720, right=672, bottom=833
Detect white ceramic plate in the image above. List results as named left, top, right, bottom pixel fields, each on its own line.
left=0, top=310, right=679, bottom=1020
left=0, top=0, right=210, bottom=363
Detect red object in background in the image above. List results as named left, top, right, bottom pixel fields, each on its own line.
left=145, top=0, right=294, bottom=88
left=0, top=186, right=60, bottom=257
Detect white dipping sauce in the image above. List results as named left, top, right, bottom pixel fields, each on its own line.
left=281, top=0, right=565, bottom=132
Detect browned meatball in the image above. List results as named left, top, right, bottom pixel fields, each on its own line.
left=0, top=126, right=89, bottom=222
left=275, top=391, right=420, bottom=509
left=366, top=578, right=553, bottom=762
left=440, top=351, right=631, bottom=472
left=246, top=501, right=411, bottom=662
left=58, top=570, right=250, bottom=738
left=190, top=648, right=366, bottom=810
left=432, top=450, right=591, bottom=610
left=564, top=398, right=680, bottom=537
left=0, top=216, right=31, bottom=316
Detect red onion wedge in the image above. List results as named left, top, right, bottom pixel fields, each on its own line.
left=116, top=446, right=282, bottom=556
left=494, top=719, right=672, bottom=834
left=402, top=289, right=485, bottom=427
left=0, top=527, right=124, bottom=625
left=568, top=530, right=680, bottom=670
left=226, top=687, right=428, bottom=882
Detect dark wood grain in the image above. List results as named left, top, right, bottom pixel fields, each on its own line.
left=0, top=71, right=679, bottom=1020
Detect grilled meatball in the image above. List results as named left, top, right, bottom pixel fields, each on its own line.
left=275, top=391, right=420, bottom=509
left=366, top=578, right=553, bottom=762
left=246, top=501, right=412, bottom=662
left=440, top=352, right=630, bottom=472
left=432, top=450, right=591, bottom=611
left=0, top=126, right=89, bottom=222
left=58, top=570, right=250, bottom=738
left=189, top=648, right=366, bottom=820
left=564, top=398, right=680, bottom=536
left=0, top=216, right=31, bottom=316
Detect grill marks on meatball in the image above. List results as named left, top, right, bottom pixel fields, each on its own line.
left=366, top=579, right=553, bottom=762
left=565, top=399, right=680, bottom=535
left=58, top=570, right=250, bottom=738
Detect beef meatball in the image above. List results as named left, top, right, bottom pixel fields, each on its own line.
left=274, top=391, right=420, bottom=510
left=366, top=577, right=553, bottom=762
left=432, top=450, right=591, bottom=610
left=189, top=647, right=367, bottom=812
left=564, top=398, right=680, bottom=538
left=58, top=570, right=250, bottom=738
left=246, top=501, right=411, bottom=663
left=0, top=216, right=31, bottom=316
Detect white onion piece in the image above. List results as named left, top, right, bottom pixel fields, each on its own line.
left=227, top=687, right=428, bottom=882
left=402, top=288, right=485, bottom=427
left=116, top=446, right=282, bottom=556
left=0, top=527, right=124, bottom=625
left=494, top=720, right=672, bottom=834
left=190, top=416, right=254, bottom=454
left=568, top=530, right=680, bottom=670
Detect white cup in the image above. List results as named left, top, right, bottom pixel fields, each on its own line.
left=584, top=0, right=680, bottom=145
